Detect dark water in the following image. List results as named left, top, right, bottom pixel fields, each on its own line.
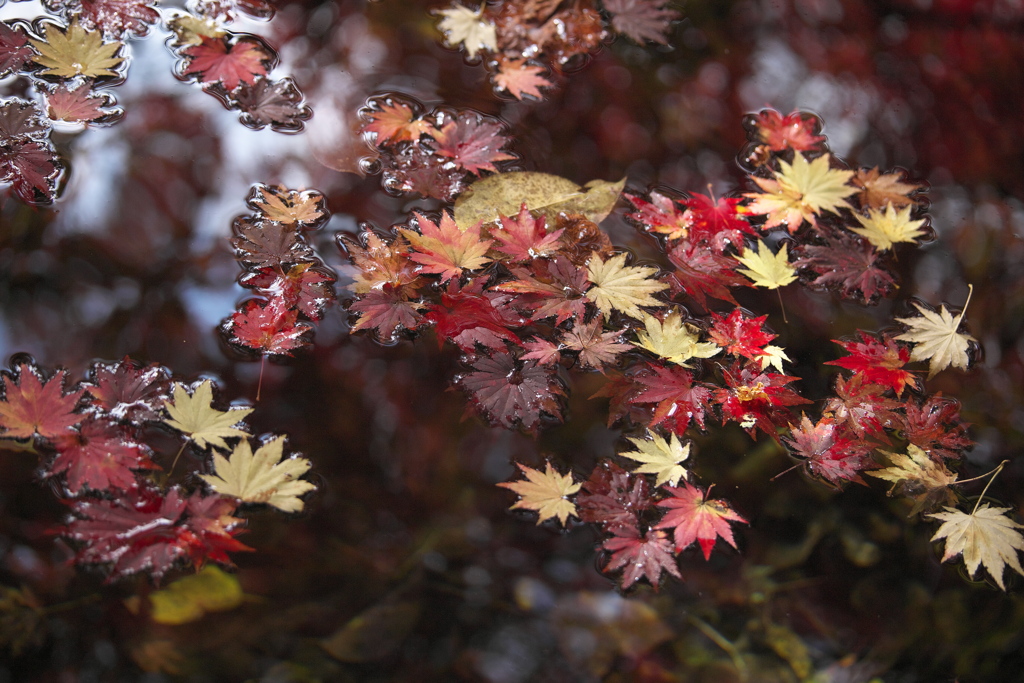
left=2, top=0, right=1024, bottom=681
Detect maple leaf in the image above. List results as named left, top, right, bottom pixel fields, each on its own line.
left=338, top=231, right=420, bottom=295
left=384, top=143, right=469, bottom=201
left=850, top=203, right=928, bottom=251
left=232, top=218, right=315, bottom=269
left=162, top=380, right=253, bottom=451
left=620, top=430, right=690, bottom=487
left=492, top=257, right=590, bottom=325
left=425, top=281, right=523, bottom=352
left=784, top=415, right=872, bottom=486
left=630, top=363, right=714, bottom=434
left=749, top=109, right=827, bottom=153
left=899, top=393, right=974, bottom=461
left=666, top=240, right=748, bottom=308
left=401, top=211, right=492, bottom=282
left=348, top=286, right=425, bottom=342
left=734, top=241, right=797, bottom=289
left=745, top=153, right=855, bottom=232
left=602, top=526, right=681, bottom=589
left=0, top=364, right=82, bottom=440
left=165, top=11, right=225, bottom=46
left=866, top=444, right=958, bottom=515
left=489, top=203, right=564, bottom=262
left=436, top=3, right=498, bottom=59
left=30, top=21, right=124, bottom=79
left=455, top=352, right=565, bottom=433
left=851, top=167, right=925, bottom=211
left=586, top=252, right=669, bottom=319
left=248, top=184, right=326, bottom=229
left=656, top=482, right=748, bottom=558
left=928, top=504, right=1024, bottom=591
left=684, top=193, right=758, bottom=252
left=49, top=416, right=157, bottom=494
left=895, top=290, right=976, bottom=378
left=560, top=318, right=629, bottom=372
left=823, top=373, right=901, bottom=438
left=429, top=113, right=515, bottom=175
left=826, top=332, right=919, bottom=395
left=792, top=227, right=896, bottom=304
left=71, top=0, right=161, bottom=37
left=521, top=337, right=561, bottom=366
left=603, top=0, right=678, bottom=44
left=577, top=461, right=653, bottom=531
left=758, top=345, right=791, bottom=373
left=44, top=83, right=117, bottom=123
left=632, top=309, right=720, bottom=367
left=181, top=493, right=252, bottom=567
left=625, top=190, right=689, bottom=241
left=181, top=35, right=270, bottom=91
left=497, top=461, right=581, bottom=526
left=493, top=58, right=551, bottom=100
left=707, top=309, right=776, bottom=360
left=0, top=98, right=48, bottom=139
left=361, top=99, right=434, bottom=145
left=0, top=138, right=61, bottom=203
left=0, top=21, right=34, bottom=77
left=714, top=362, right=811, bottom=438
left=201, top=436, right=315, bottom=513
left=234, top=77, right=311, bottom=132
left=242, top=263, right=336, bottom=321
left=228, top=299, right=313, bottom=356
left=82, top=357, right=171, bottom=423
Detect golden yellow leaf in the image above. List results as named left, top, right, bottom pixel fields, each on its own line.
left=928, top=504, right=1024, bottom=590
left=163, top=380, right=253, bottom=451
left=894, top=287, right=976, bottom=378
left=30, top=22, right=124, bottom=79
left=734, top=241, right=797, bottom=289
left=620, top=430, right=690, bottom=487
left=436, top=4, right=497, bottom=59
left=146, top=566, right=243, bottom=625
left=252, top=186, right=326, bottom=226
left=632, top=309, right=719, bottom=367
left=745, top=153, right=855, bottom=231
left=586, top=252, right=669, bottom=319
left=200, top=436, right=315, bottom=512
left=498, top=461, right=581, bottom=526
left=849, top=203, right=927, bottom=251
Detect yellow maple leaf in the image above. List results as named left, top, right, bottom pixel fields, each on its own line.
left=163, top=381, right=253, bottom=451
left=200, top=435, right=315, bottom=512
left=866, top=444, right=958, bottom=515
left=166, top=12, right=225, bottom=47
left=745, top=153, right=855, bottom=231
left=620, top=430, right=690, bottom=487
left=632, top=309, right=719, bottom=367
left=497, top=461, right=581, bottom=526
left=734, top=241, right=797, bottom=289
left=585, top=252, right=669, bottom=319
left=849, top=203, right=927, bottom=251
left=928, top=504, right=1024, bottom=590
left=758, top=345, right=791, bottom=373
left=436, top=4, right=497, bottom=59
left=252, top=186, right=326, bottom=226
left=894, top=286, right=976, bottom=378
left=30, top=22, right=124, bottom=79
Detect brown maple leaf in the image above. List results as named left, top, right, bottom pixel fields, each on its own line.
left=851, top=167, right=925, bottom=211
left=0, top=364, right=83, bottom=439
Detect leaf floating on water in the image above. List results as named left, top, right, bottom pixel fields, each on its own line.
left=454, top=171, right=626, bottom=229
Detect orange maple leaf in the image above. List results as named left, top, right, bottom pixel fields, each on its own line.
left=0, top=365, right=83, bottom=439
left=400, top=211, right=492, bottom=282
left=362, top=100, right=435, bottom=145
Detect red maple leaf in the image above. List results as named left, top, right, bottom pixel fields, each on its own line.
left=425, top=281, right=524, bottom=352
left=714, top=361, right=811, bottom=438
left=521, top=337, right=562, bottom=366
left=625, top=190, right=689, bottom=240
left=241, top=263, right=336, bottom=320
left=750, top=109, right=827, bottom=153
left=793, top=228, right=896, bottom=305
left=784, top=415, right=872, bottom=485
left=822, top=373, right=900, bottom=439
left=338, top=231, right=421, bottom=294
left=492, top=256, right=590, bottom=325
left=1, top=139, right=61, bottom=203
left=630, top=362, right=714, bottom=434
left=77, top=0, right=161, bottom=37
left=708, top=309, right=776, bottom=360
left=182, top=35, right=270, bottom=91
left=898, top=394, right=974, bottom=461
left=362, top=99, right=434, bottom=145
left=602, top=526, right=681, bottom=589
left=0, top=21, right=34, bottom=77
left=429, top=113, right=515, bottom=175
left=181, top=492, right=252, bottom=567
left=666, top=241, right=748, bottom=308
left=383, top=143, right=469, bottom=201
left=402, top=211, right=492, bottom=283
left=82, top=357, right=171, bottom=424
left=603, top=0, right=679, bottom=44
left=684, top=193, right=757, bottom=252
left=577, top=461, right=653, bottom=531
left=492, top=58, right=552, bottom=100
left=560, top=318, right=629, bottom=372
left=826, top=332, right=919, bottom=395
left=347, top=286, right=425, bottom=342
left=45, top=83, right=116, bottom=123
left=234, top=77, right=311, bottom=132
left=64, top=486, right=192, bottom=581
left=228, top=298, right=313, bottom=356
left=49, top=416, right=157, bottom=494
left=489, top=203, right=564, bottom=262
left=0, top=364, right=82, bottom=440
left=589, top=371, right=651, bottom=428
left=455, top=352, right=565, bottom=433
left=0, top=98, right=48, bottom=139
left=655, top=482, right=748, bottom=558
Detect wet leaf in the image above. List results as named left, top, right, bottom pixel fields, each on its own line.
left=30, top=21, right=124, bottom=79
left=199, top=435, right=315, bottom=512
left=146, top=565, right=243, bottom=625
left=322, top=601, right=421, bottom=662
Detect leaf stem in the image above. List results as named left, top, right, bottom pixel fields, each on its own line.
left=168, top=441, right=188, bottom=479
left=969, top=459, right=1008, bottom=515
left=954, top=283, right=974, bottom=327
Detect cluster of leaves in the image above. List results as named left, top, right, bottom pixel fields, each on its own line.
left=433, top=0, right=680, bottom=100
left=358, top=96, right=516, bottom=202
left=0, top=0, right=307, bottom=203
left=338, top=108, right=1009, bottom=590
left=0, top=355, right=315, bottom=581
left=222, top=184, right=336, bottom=360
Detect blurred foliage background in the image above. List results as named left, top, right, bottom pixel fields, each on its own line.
left=2, top=0, right=1024, bottom=681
